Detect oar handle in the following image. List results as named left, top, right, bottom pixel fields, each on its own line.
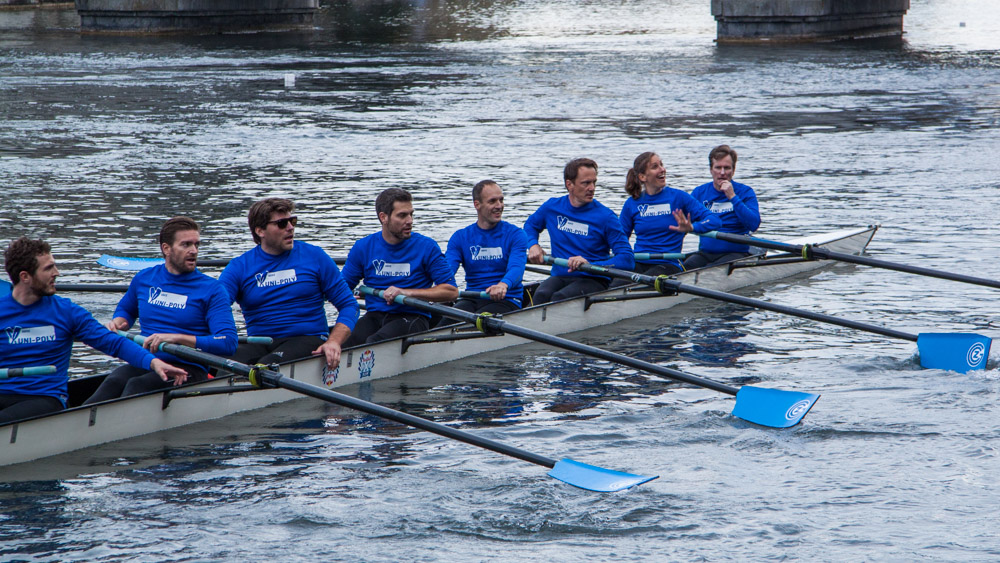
left=118, top=330, right=558, bottom=469
left=0, top=366, right=58, bottom=379
left=359, top=286, right=740, bottom=396
left=704, top=231, right=1000, bottom=290
left=239, top=336, right=274, bottom=344
left=459, top=290, right=491, bottom=300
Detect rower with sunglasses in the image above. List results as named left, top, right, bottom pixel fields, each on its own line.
left=218, top=198, right=360, bottom=371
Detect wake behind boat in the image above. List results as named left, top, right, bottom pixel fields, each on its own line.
left=0, top=226, right=877, bottom=468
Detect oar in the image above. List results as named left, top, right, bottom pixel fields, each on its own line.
left=634, top=252, right=687, bottom=261
left=98, top=254, right=348, bottom=271
left=359, top=286, right=819, bottom=428
left=701, top=231, right=1000, bottom=290
left=0, top=366, right=57, bottom=379
left=546, top=257, right=992, bottom=374
left=118, top=331, right=657, bottom=492
left=459, top=290, right=491, bottom=300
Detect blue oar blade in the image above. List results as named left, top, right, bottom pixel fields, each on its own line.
left=917, top=333, right=991, bottom=373
left=0, top=280, right=11, bottom=297
left=97, top=255, right=165, bottom=271
left=732, top=386, right=820, bottom=428
left=548, top=459, right=658, bottom=492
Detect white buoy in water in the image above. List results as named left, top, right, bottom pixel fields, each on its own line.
left=284, top=73, right=296, bottom=88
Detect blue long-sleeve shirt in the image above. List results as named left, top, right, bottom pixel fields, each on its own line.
left=115, top=264, right=237, bottom=371
left=1, top=294, right=155, bottom=405
left=523, top=196, right=634, bottom=278
left=690, top=180, right=761, bottom=254
left=219, top=241, right=360, bottom=338
left=620, top=187, right=722, bottom=269
left=342, top=232, right=456, bottom=318
left=446, top=221, right=528, bottom=307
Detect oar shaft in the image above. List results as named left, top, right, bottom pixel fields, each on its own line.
left=459, top=291, right=491, bottom=300
left=550, top=257, right=919, bottom=343
left=706, top=231, right=1000, bottom=290
left=672, top=281, right=919, bottom=342
left=56, top=283, right=130, bottom=293
left=119, top=332, right=557, bottom=469
left=267, top=374, right=557, bottom=468
left=360, top=287, right=739, bottom=396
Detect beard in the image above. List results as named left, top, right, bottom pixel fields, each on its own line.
left=30, top=277, right=56, bottom=297
left=167, top=253, right=197, bottom=274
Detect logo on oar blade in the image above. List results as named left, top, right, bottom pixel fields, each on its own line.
left=785, top=399, right=813, bottom=421
left=967, top=342, right=986, bottom=367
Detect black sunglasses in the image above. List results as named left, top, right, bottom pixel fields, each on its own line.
left=267, top=216, right=298, bottom=229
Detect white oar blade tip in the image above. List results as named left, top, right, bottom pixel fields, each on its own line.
left=917, top=333, right=992, bottom=373
left=733, top=386, right=820, bottom=428
left=549, top=459, right=658, bottom=492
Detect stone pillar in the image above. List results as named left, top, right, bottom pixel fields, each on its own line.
left=712, top=0, right=910, bottom=43
left=75, top=0, right=318, bottom=33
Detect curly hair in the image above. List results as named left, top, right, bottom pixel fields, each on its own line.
left=4, top=237, right=51, bottom=284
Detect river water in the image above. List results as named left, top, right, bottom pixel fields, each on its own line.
left=1, top=0, right=999, bottom=560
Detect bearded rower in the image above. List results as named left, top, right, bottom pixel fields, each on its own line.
left=83, top=217, right=237, bottom=404
left=219, top=198, right=360, bottom=369
left=1, top=237, right=186, bottom=423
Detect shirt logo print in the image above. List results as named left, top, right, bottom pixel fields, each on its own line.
left=148, top=287, right=189, bottom=310
left=4, top=325, right=56, bottom=344
left=556, top=216, right=589, bottom=236
left=372, top=260, right=411, bottom=276
left=707, top=201, right=734, bottom=214
left=638, top=204, right=672, bottom=217
left=470, top=245, right=503, bottom=260
left=254, top=269, right=298, bottom=287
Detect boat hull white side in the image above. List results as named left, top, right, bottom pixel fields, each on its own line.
left=0, top=226, right=876, bottom=467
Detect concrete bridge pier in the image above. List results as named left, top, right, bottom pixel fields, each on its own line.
left=74, top=0, right=318, bottom=34
left=712, top=0, right=910, bottom=43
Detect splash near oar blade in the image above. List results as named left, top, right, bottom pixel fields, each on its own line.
left=548, top=459, right=658, bottom=492
left=732, top=386, right=819, bottom=428
left=917, top=333, right=991, bottom=373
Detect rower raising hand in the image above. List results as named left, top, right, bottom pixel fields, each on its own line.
left=669, top=209, right=694, bottom=233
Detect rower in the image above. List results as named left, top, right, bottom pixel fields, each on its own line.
left=1, top=237, right=186, bottom=423
left=218, top=198, right=359, bottom=369
left=83, top=217, right=237, bottom=404
left=445, top=180, right=528, bottom=314
left=524, top=158, right=634, bottom=303
left=682, top=145, right=762, bottom=269
left=614, top=151, right=721, bottom=286
left=341, top=188, right=458, bottom=346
